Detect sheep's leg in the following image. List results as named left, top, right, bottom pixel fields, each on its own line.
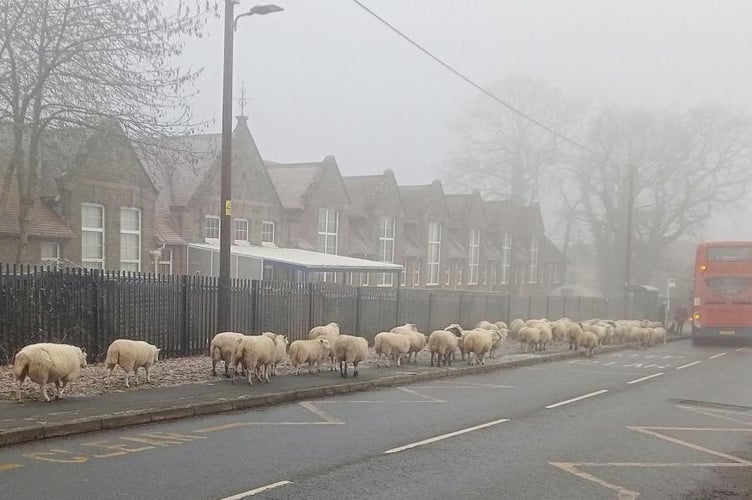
left=16, top=379, right=22, bottom=402
left=353, top=362, right=359, bottom=377
left=212, top=358, right=218, bottom=377
left=106, top=367, right=113, bottom=388
left=340, top=360, right=347, bottom=378
left=40, top=382, right=51, bottom=402
left=124, top=370, right=130, bottom=389
left=133, top=368, right=140, bottom=386
left=54, top=380, right=61, bottom=400
left=57, top=380, right=69, bottom=399
left=145, top=365, right=151, bottom=384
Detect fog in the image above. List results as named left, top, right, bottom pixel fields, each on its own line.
left=181, top=0, right=752, bottom=240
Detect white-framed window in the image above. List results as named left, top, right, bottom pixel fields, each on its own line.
left=426, top=222, right=441, bottom=286
left=263, top=265, right=274, bottom=281
left=234, top=218, right=249, bottom=243
left=378, top=216, right=396, bottom=286
left=401, top=267, right=407, bottom=287
left=552, top=263, right=561, bottom=284
left=120, top=207, right=141, bottom=272
left=529, top=235, right=539, bottom=284
left=468, top=228, right=480, bottom=285
left=490, top=261, right=498, bottom=285
left=317, top=208, right=338, bottom=254
left=456, top=266, right=463, bottom=286
left=501, top=232, right=512, bottom=285
left=445, top=266, right=451, bottom=286
left=515, top=266, right=525, bottom=285
left=81, top=203, right=105, bottom=270
left=40, top=242, right=60, bottom=262
left=317, top=208, right=338, bottom=282
left=413, top=259, right=421, bottom=287
left=205, top=215, right=220, bottom=240
left=262, top=221, right=275, bottom=245
left=360, top=272, right=370, bottom=287
left=482, top=263, right=488, bottom=285
left=158, top=248, right=172, bottom=274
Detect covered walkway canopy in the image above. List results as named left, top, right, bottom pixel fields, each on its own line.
left=187, top=241, right=403, bottom=285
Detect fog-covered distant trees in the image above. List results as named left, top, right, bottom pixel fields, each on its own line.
left=0, top=0, right=215, bottom=261
left=448, top=77, right=752, bottom=294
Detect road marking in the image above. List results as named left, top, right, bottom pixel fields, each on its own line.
left=397, top=387, right=447, bottom=403
left=383, top=418, right=509, bottom=454
left=218, top=480, right=292, bottom=499
left=298, top=401, right=344, bottom=424
left=629, top=426, right=752, bottom=464
left=545, top=390, right=609, bottom=409
left=550, top=462, right=639, bottom=500
left=0, top=463, right=22, bottom=472
left=676, top=361, right=702, bottom=370
left=627, top=372, right=664, bottom=385
left=709, top=352, right=727, bottom=359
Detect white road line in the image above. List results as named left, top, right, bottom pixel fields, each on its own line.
left=709, top=352, right=728, bottom=360
left=218, top=480, right=291, bottom=499
left=383, top=418, right=509, bottom=454
left=676, top=361, right=702, bottom=370
left=627, top=372, right=664, bottom=385
left=545, top=390, right=609, bottom=409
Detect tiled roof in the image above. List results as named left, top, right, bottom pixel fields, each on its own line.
left=342, top=174, right=383, bottom=216
left=347, top=220, right=375, bottom=257
left=443, top=232, right=466, bottom=260
left=154, top=200, right=186, bottom=246
left=401, top=224, right=423, bottom=257
left=265, top=162, right=324, bottom=210
left=0, top=177, right=75, bottom=239
left=142, top=133, right=221, bottom=208
left=398, top=185, right=431, bottom=220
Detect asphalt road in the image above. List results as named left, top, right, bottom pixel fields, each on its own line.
left=1, top=340, right=751, bottom=500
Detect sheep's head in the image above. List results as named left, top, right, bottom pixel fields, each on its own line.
left=78, top=347, right=88, bottom=368
left=445, top=326, right=463, bottom=337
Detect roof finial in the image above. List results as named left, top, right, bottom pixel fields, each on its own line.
left=237, top=82, right=248, bottom=118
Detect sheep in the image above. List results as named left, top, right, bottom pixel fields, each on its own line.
left=475, top=320, right=497, bottom=330
left=13, top=343, right=87, bottom=402
left=209, top=331, right=245, bottom=378
left=576, top=330, right=599, bottom=357
left=231, top=334, right=276, bottom=385
left=518, top=326, right=541, bottom=353
left=494, top=321, right=508, bottom=331
left=566, top=322, right=584, bottom=350
left=262, top=332, right=289, bottom=376
left=373, top=332, right=410, bottom=367
left=463, top=329, right=501, bottom=365
left=333, top=335, right=369, bottom=377
left=551, top=320, right=570, bottom=344
left=288, top=338, right=332, bottom=375
left=489, top=328, right=508, bottom=358
left=105, top=339, right=160, bottom=389
left=428, top=327, right=462, bottom=367
left=309, top=322, right=340, bottom=371
left=392, top=326, right=427, bottom=363
left=537, top=323, right=553, bottom=351
left=509, top=318, right=525, bottom=341
left=649, top=327, right=667, bottom=346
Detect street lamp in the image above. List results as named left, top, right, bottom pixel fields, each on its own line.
left=218, top=2, right=283, bottom=333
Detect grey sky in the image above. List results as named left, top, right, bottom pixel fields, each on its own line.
left=180, top=0, right=752, bottom=239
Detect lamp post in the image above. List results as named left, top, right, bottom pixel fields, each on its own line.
left=217, top=2, right=283, bottom=333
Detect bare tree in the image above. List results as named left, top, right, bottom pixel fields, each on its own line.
left=575, top=107, right=752, bottom=295
left=444, top=75, right=584, bottom=204
left=0, top=0, right=215, bottom=262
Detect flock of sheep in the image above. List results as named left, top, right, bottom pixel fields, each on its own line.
left=10, top=316, right=667, bottom=402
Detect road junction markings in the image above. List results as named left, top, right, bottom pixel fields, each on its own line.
left=550, top=403, right=752, bottom=500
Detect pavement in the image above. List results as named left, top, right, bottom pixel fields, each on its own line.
left=0, top=335, right=690, bottom=447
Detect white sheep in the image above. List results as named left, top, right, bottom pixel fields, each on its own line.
left=649, top=327, right=667, bottom=346
left=13, top=343, right=87, bottom=402
left=231, top=334, right=276, bottom=385
left=392, top=327, right=427, bottom=363
left=494, top=321, right=509, bottom=331
left=475, top=320, right=497, bottom=330
left=577, top=330, right=598, bottom=357
left=463, top=329, right=501, bottom=365
left=566, top=322, right=584, bottom=350
left=333, top=335, right=369, bottom=377
left=489, top=328, right=508, bottom=358
left=210, top=331, right=245, bottom=378
left=105, top=339, right=160, bottom=388
left=309, top=322, right=340, bottom=371
left=373, top=332, right=410, bottom=367
left=509, top=318, right=525, bottom=341
left=289, top=338, right=332, bottom=375
left=518, top=326, right=541, bottom=353
left=427, top=326, right=462, bottom=367
left=262, top=332, right=289, bottom=376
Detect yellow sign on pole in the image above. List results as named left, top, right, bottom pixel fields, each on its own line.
left=225, top=200, right=232, bottom=216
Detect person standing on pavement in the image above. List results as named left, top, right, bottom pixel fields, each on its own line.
left=673, top=304, right=688, bottom=334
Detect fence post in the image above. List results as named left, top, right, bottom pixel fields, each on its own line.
left=527, top=295, right=532, bottom=319
left=427, top=291, right=434, bottom=332
left=307, top=282, right=315, bottom=334
left=180, top=275, right=189, bottom=356
left=355, top=286, right=362, bottom=335
left=251, top=280, right=259, bottom=333
left=458, top=293, right=464, bottom=328
left=505, top=294, right=511, bottom=323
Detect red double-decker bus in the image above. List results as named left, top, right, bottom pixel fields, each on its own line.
left=692, top=241, right=752, bottom=345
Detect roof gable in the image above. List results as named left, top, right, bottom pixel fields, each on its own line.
left=399, top=179, right=449, bottom=223
left=267, top=155, right=351, bottom=211
left=342, top=169, right=403, bottom=217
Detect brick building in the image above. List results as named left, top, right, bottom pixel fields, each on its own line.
left=0, top=118, right=565, bottom=295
